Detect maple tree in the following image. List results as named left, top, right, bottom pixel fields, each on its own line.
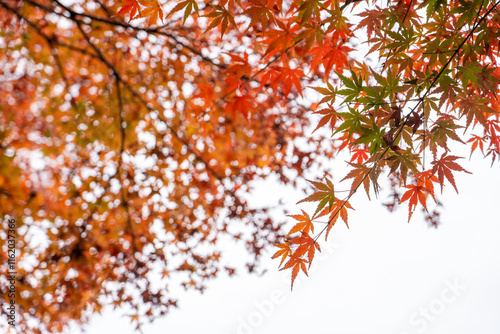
left=1, top=0, right=499, bottom=332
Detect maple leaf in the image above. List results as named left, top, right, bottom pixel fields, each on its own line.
left=316, top=199, right=354, bottom=239
left=139, top=0, right=164, bottom=26
left=400, top=170, right=438, bottom=221
left=271, top=242, right=292, bottom=267
left=297, top=178, right=335, bottom=218
left=287, top=209, right=314, bottom=235
left=275, top=66, right=304, bottom=97
left=311, top=103, right=339, bottom=134
left=430, top=116, right=465, bottom=151
left=258, top=66, right=281, bottom=91
left=309, top=82, right=337, bottom=104
left=293, top=0, right=322, bottom=27
left=459, top=95, right=492, bottom=130
left=224, top=94, right=253, bottom=120
left=406, top=111, right=423, bottom=134
left=167, top=0, right=199, bottom=23
left=114, top=0, right=142, bottom=20
left=204, top=5, right=238, bottom=37
left=400, top=183, right=427, bottom=221
left=287, top=232, right=321, bottom=268
left=262, top=20, right=299, bottom=58
left=320, top=41, right=352, bottom=75
left=385, top=149, right=421, bottom=185
left=467, top=134, right=486, bottom=158
left=243, top=0, right=277, bottom=30
left=294, top=22, right=325, bottom=54
left=416, top=170, right=438, bottom=203
left=356, top=7, right=384, bottom=39
left=281, top=256, right=308, bottom=290
left=288, top=233, right=310, bottom=254
left=223, top=52, right=252, bottom=90
left=389, top=106, right=402, bottom=127
left=431, top=153, right=471, bottom=193
left=350, top=147, right=369, bottom=164
left=341, top=162, right=372, bottom=198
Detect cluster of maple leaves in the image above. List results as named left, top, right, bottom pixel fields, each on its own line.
left=269, top=0, right=500, bottom=287
left=0, top=0, right=499, bottom=332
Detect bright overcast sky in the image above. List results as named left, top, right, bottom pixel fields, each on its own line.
left=85, top=149, right=500, bottom=334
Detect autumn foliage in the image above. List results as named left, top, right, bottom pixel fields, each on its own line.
left=1, top=0, right=500, bottom=332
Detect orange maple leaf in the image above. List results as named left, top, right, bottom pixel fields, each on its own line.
left=271, top=242, right=292, bottom=267
left=281, top=256, right=308, bottom=290
left=467, top=134, right=486, bottom=158
left=316, top=199, right=354, bottom=239
left=341, top=162, right=372, bottom=198
left=139, top=0, right=164, bottom=26
left=168, top=0, right=199, bottom=23
left=287, top=209, right=314, bottom=235
left=288, top=232, right=320, bottom=264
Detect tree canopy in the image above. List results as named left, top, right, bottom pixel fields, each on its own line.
left=1, top=0, right=499, bottom=332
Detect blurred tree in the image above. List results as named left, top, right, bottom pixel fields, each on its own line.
left=0, top=0, right=331, bottom=332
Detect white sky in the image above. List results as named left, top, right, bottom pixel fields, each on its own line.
left=86, top=151, right=500, bottom=334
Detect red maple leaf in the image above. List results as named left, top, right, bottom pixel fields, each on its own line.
left=114, top=0, right=141, bottom=20
left=431, top=154, right=471, bottom=193
left=400, top=170, right=438, bottom=221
